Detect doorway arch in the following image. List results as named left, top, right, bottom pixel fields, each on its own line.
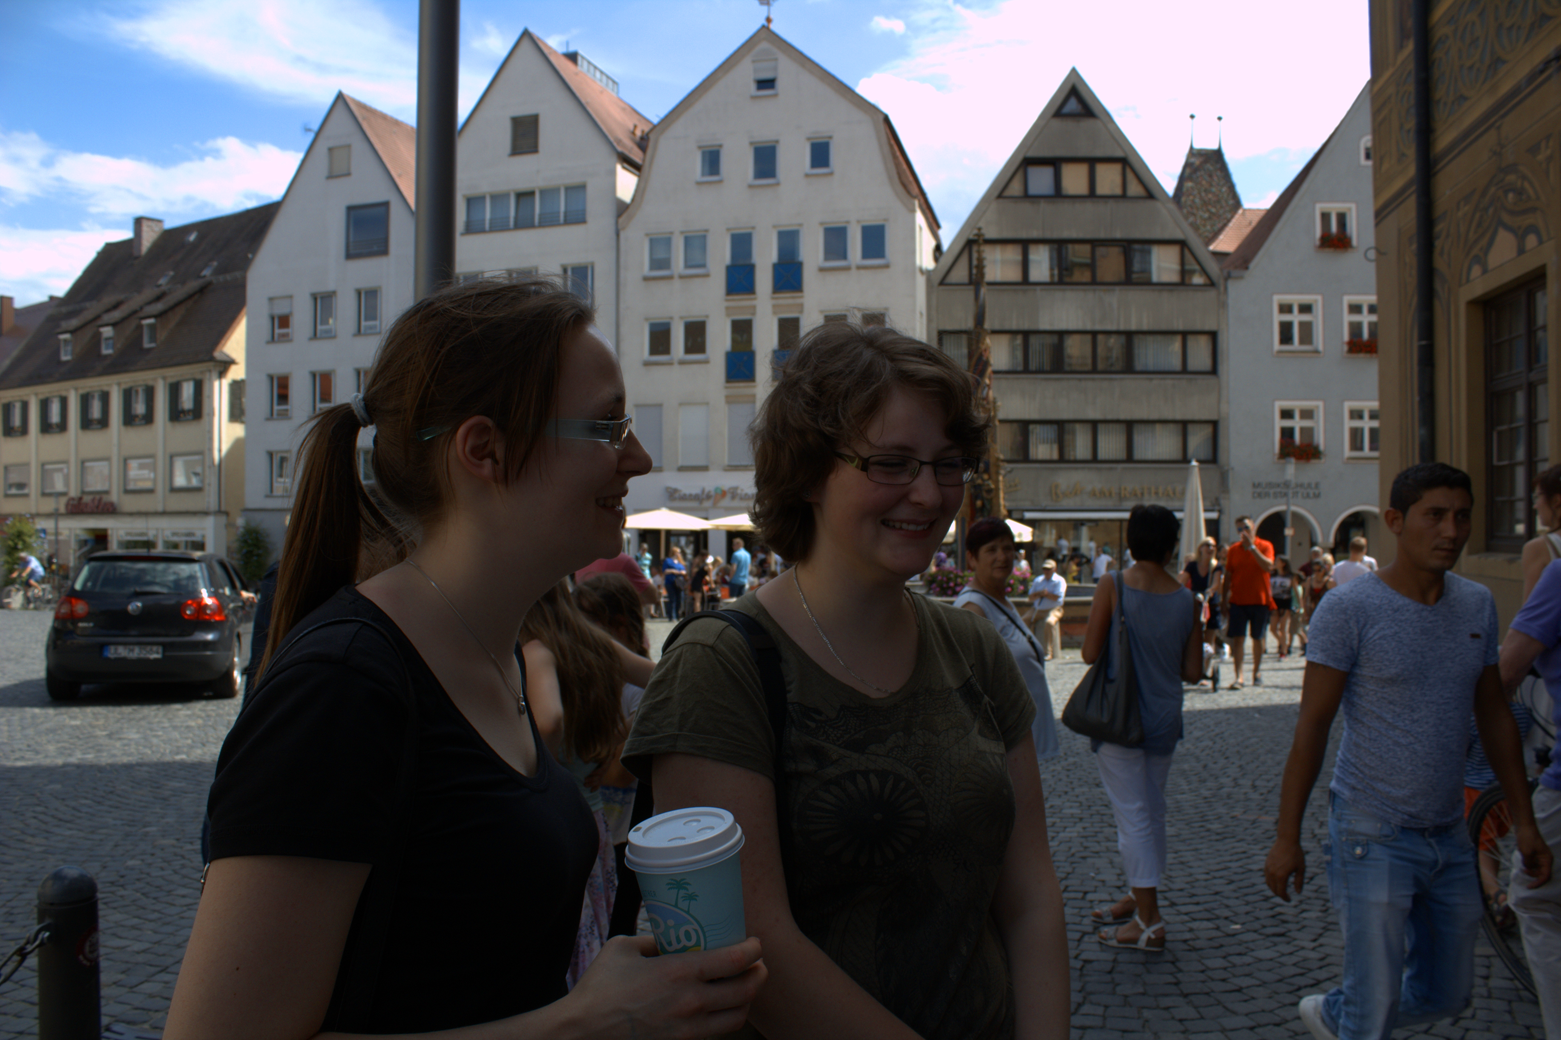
left=1255, top=505, right=1323, bottom=559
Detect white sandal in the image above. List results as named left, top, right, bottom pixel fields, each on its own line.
left=1097, top=913, right=1165, bottom=951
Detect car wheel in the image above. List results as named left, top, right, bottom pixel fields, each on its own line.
left=213, top=639, right=242, bottom=699
left=46, top=672, right=81, bottom=701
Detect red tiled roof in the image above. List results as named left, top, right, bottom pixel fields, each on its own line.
left=1208, top=208, right=1268, bottom=254
left=343, top=94, right=416, bottom=209
left=533, top=35, right=653, bottom=167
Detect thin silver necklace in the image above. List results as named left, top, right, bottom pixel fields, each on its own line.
left=405, top=556, right=528, bottom=718
left=792, top=566, right=915, bottom=696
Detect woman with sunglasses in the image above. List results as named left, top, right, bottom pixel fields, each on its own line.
left=165, top=280, right=764, bottom=1038
left=625, top=323, right=1069, bottom=1040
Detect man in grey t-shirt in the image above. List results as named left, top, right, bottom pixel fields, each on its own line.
left=1263, top=463, right=1550, bottom=1040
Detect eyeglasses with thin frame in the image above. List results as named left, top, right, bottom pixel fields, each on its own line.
left=834, top=451, right=978, bottom=487
left=418, top=415, right=632, bottom=448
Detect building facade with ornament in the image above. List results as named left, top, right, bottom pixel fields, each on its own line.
left=928, top=71, right=1223, bottom=575
left=0, top=205, right=275, bottom=567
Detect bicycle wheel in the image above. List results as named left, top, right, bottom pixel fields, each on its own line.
left=1467, top=784, right=1535, bottom=996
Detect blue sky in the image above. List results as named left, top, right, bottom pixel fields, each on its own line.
left=0, top=0, right=1372, bottom=307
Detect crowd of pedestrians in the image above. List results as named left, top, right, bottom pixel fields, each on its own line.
left=164, top=276, right=1559, bottom=1040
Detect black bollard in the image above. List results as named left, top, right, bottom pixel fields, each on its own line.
left=36, top=867, right=100, bottom=1040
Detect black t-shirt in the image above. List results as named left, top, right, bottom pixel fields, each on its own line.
left=208, top=586, right=597, bottom=1033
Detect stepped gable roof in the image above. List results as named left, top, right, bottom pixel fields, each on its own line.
left=342, top=94, right=416, bottom=208
left=533, top=34, right=654, bottom=167
left=1, top=203, right=277, bottom=391
left=0, top=297, right=60, bottom=374
left=1208, top=208, right=1269, bottom=254
left=1172, top=146, right=1243, bottom=244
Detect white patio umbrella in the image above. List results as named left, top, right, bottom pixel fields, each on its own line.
left=706, top=512, right=755, bottom=530
left=1004, top=517, right=1035, bottom=542
left=1178, top=460, right=1207, bottom=568
left=623, top=508, right=712, bottom=531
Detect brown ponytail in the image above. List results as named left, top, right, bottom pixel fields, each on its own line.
left=259, top=278, right=596, bottom=678
left=519, top=582, right=626, bottom=764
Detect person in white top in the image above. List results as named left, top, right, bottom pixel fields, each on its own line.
left=1329, top=536, right=1378, bottom=586
left=1092, top=548, right=1114, bottom=583
left=1056, top=536, right=1071, bottom=561
left=1028, top=559, right=1068, bottom=661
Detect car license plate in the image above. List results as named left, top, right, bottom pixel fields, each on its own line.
left=104, top=645, right=163, bottom=660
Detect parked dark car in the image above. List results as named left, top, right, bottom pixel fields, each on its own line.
left=45, top=551, right=252, bottom=701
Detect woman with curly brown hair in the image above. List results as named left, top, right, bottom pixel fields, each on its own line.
left=625, top=322, right=1068, bottom=1039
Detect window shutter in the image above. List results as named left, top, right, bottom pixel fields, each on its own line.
left=193, top=379, right=203, bottom=420
left=511, top=114, right=539, bottom=155
left=124, top=387, right=133, bottom=425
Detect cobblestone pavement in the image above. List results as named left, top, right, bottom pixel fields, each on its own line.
left=0, top=608, right=1545, bottom=1038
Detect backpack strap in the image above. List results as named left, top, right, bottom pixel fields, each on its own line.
left=662, top=609, right=794, bottom=892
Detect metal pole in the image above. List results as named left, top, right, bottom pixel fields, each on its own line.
left=1285, top=459, right=1296, bottom=559
left=1412, top=0, right=1435, bottom=462
left=413, top=0, right=459, bottom=301
left=36, top=867, right=99, bottom=1040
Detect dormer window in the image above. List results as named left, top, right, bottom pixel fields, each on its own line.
left=142, top=318, right=157, bottom=349
left=753, top=57, right=778, bottom=94
left=1360, top=135, right=1373, bottom=165
left=328, top=144, right=351, bottom=177
left=58, top=333, right=72, bottom=362
left=200, top=261, right=217, bottom=277
left=99, top=325, right=115, bottom=356
left=157, top=270, right=174, bottom=286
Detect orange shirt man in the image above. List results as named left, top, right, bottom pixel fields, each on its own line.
left=1224, top=516, right=1276, bottom=688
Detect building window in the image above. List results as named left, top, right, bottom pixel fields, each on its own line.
left=636, top=404, right=663, bottom=468
left=269, top=451, right=292, bottom=496
left=777, top=315, right=801, bottom=351
left=511, top=114, right=539, bottom=155
left=58, top=333, right=71, bottom=361
left=726, top=231, right=755, bottom=296
left=699, top=147, right=721, bottom=179
left=1360, top=136, right=1373, bottom=165
left=683, top=319, right=707, bottom=357
left=1317, top=204, right=1355, bottom=249
left=465, top=193, right=507, bottom=232
left=141, top=318, right=157, bottom=349
left=942, top=241, right=1208, bottom=286
left=355, top=368, right=370, bottom=393
left=753, top=57, right=777, bottom=93
left=124, top=385, right=154, bottom=426
left=312, top=371, right=335, bottom=412
left=998, top=420, right=1215, bottom=463
left=861, top=312, right=887, bottom=327
left=563, top=264, right=593, bottom=302
left=982, top=330, right=1215, bottom=374
left=357, top=288, right=381, bottom=334
left=1276, top=402, right=1323, bottom=459
left=81, top=390, right=109, bottom=429
left=41, top=463, right=67, bottom=496
left=269, top=375, right=291, bottom=419
left=357, top=447, right=374, bottom=484
left=728, top=401, right=756, bottom=466
left=313, top=292, right=336, bottom=337
left=82, top=459, right=110, bottom=494
left=228, top=380, right=245, bottom=422
left=269, top=296, right=293, bottom=341
left=2, top=400, right=26, bottom=436
left=328, top=144, right=351, bottom=177
left=3, top=464, right=27, bottom=496
left=680, top=404, right=709, bottom=467
left=170, top=453, right=204, bottom=490
left=648, top=235, right=673, bottom=273
left=345, top=202, right=389, bottom=258
left=939, top=331, right=969, bottom=364
left=1010, top=159, right=1147, bottom=198
left=1344, top=296, right=1378, bottom=352
left=861, top=223, right=887, bottom=262
left=100, top=325, right=115, bottom=355
left=730, top=318, right=754, bottom=353
left=40, top=395, right=66, bottom=434
left=1488, top=279, right=1549, bottom=548
left=808, top=139, right=831, bottom=172
left=822, top=224, right=849, bottom=265
left=1345, top=402, right=1380, bottom=459
left=683, top=233, right=708, bottom=271
left=752, top=143, right=778, bottom=183
left=169, top=378, right=201, bottom=422
left=1275, top=296, right=1322, bottom=352
left=648, top=321, right=672, bottom=358
left=124, top=457, right=155, bottom=493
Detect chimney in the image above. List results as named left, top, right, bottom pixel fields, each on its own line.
left=132, top=217, right=164, bottom=258
left=0, top=296, right=13, bottom=336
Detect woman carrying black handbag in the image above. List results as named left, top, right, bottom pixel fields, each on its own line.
left=1079, top=504, right=1203, bottom=952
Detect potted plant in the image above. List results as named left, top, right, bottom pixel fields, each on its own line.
left=1278, top=438, right=1324, bottom=462
left=1318, top=231, right=1353, bottom=250
left=1345, top=337, right=1378, bottom=355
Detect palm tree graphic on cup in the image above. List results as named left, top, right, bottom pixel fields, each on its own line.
left=650, top=877, right=706, bottom=952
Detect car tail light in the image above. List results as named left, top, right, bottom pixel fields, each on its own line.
left=54, top=597, right=89, bottom=620
left=180, top=596, right=227, bottom=622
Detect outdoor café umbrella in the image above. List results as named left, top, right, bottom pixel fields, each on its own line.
left=623, top=508, right=712, bottom=531
left=1004, top=517, right=1035, bottom=542
left=706, top=512, right=755, bottom=530
left=1178, top=459, right=1207, bottom=569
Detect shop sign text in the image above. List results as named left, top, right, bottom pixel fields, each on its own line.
left=1050, top=481, right=1185, bottom=503
left=1249, top=481, right=1321, bottom=501
left=65, top=496, right=117, bottom=514
left=665, top=485, right=755, bottom=508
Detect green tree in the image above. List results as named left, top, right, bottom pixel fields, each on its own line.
left=231, top=521, right=273, bottom=586
left=2, top=516, right=41, bottom=583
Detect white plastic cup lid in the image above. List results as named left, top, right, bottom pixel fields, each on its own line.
left=626, top=807, right=744, bottom=873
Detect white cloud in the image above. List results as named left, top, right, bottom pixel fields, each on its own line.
left=473, top=20, right=510, bottom=59
left=0, top=130, right=299, bottom=220
left=0, top=225, right=120, bottom=306
left=857, top=0, right=1370, bottom=238
left=870, top=15, right=907, bottom=34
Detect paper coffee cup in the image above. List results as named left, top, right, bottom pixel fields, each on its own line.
left=626, top=807, right=745, bottom=954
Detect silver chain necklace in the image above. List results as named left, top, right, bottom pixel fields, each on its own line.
left=792, top=566, right=915, bottom=696
left=405, top=557, right=528, bottom=718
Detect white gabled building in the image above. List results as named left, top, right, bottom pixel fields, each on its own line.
left=242, top=93, right=416, bottom=552
left=455, top=30, right=653, bottom=340
left=618, top=25, right=940, bottom=527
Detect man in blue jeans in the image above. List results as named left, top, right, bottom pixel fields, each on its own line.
left=1264, top=463, right=1551, bottom=1040
left=728, top=537, right=751, bottom=599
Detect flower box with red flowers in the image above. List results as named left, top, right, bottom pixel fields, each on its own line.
left=1345, top=337, right=1378, bottom=355
left=1317, top=232, right=1353, bottom=250
left=1277, top=438, right=1323, bottom=462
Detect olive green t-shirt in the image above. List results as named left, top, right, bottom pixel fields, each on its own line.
left=624, top=592, right=1036, bottom=1040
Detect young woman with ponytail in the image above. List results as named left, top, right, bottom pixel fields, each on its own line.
left=165, top=279, right=765, bottom=1038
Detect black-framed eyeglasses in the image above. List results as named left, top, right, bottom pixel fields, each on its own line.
left=834, top=451, right=978, bottom=486
left=417, top=415, right=632, bottom=448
